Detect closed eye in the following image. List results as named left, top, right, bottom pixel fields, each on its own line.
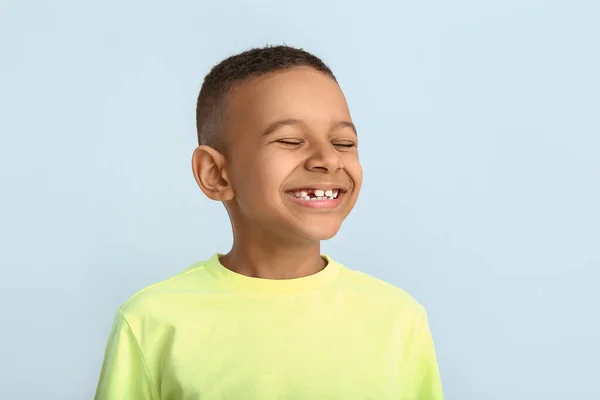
left=276, top=139, right=303, bottom=145
left=333, top=142, right=356, bottom=148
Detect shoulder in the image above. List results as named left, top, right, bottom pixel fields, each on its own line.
left=335, top=258, right=425, bottom=316
left=119, top=258, right=214, bottom=321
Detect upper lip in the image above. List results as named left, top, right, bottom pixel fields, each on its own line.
left=285, top=184, right=348, bottom=192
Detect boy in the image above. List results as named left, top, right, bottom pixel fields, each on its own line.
left=95, top=45, right=444, bottom=399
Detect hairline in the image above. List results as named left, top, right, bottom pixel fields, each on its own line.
left=207, top=66, right=339, bottom=152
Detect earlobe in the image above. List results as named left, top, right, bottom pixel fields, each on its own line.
left=192, top=146, right=235, bottom=201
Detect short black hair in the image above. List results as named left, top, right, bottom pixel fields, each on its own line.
left=196, top=45, right=337, bottom=149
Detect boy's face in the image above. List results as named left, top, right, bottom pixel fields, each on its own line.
left=223, top=67, right=362, bottom=241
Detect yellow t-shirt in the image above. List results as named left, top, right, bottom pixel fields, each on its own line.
left=95, top=254, right=444, bottom=399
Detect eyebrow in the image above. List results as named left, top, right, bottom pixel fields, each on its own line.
left=261, top=118, right=305, bottom=136
left=261, top=118, right=358, bottom=137
left=332, top=120, right=358, bottom=136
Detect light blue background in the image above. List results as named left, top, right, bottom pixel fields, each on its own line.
left=1, top=1, right=598, bottom=399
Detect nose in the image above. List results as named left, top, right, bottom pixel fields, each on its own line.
left=304, top=141, right=343, bottom=173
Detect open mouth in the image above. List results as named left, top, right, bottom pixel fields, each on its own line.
left=285, top=188, right=344, bottom=201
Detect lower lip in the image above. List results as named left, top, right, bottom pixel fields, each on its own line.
left=285, top=192, right=344, bottom=209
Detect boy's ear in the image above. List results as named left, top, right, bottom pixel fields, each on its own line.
left=192, top=145, right=235, bottom=201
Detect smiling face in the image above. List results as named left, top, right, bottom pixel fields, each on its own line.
left=222, top=67, right=362, bottom=241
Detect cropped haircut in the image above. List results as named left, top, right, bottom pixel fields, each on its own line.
left=196, top=45, right=337, bottom=149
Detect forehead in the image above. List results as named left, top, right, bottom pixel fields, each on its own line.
left=224, top=67, right=351, bottom=136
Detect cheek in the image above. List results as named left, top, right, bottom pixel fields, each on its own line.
left=234, top=161, right=287, bottom=203
left=344, top=155, right=363, bottom=187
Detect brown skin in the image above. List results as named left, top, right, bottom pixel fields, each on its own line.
left=192, top=67, right=362, bottom=279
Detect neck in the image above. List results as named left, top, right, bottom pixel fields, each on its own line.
left=220, top=224, right=326, bottom=280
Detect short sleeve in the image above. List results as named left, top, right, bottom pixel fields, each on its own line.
left=402, top=307, right=444, bottom=400
left=95, top=308, right=158, bottom=400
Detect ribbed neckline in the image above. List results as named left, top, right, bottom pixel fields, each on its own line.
left=204, top=253, right=342, bottom=293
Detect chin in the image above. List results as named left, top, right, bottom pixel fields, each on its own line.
left=299, top=224, right=342, bottom=241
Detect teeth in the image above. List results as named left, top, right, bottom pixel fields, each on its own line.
left=289, top=188, right=343, bottom=201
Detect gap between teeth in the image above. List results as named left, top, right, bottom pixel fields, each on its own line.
left=289, top=189, right=340, bottom=200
